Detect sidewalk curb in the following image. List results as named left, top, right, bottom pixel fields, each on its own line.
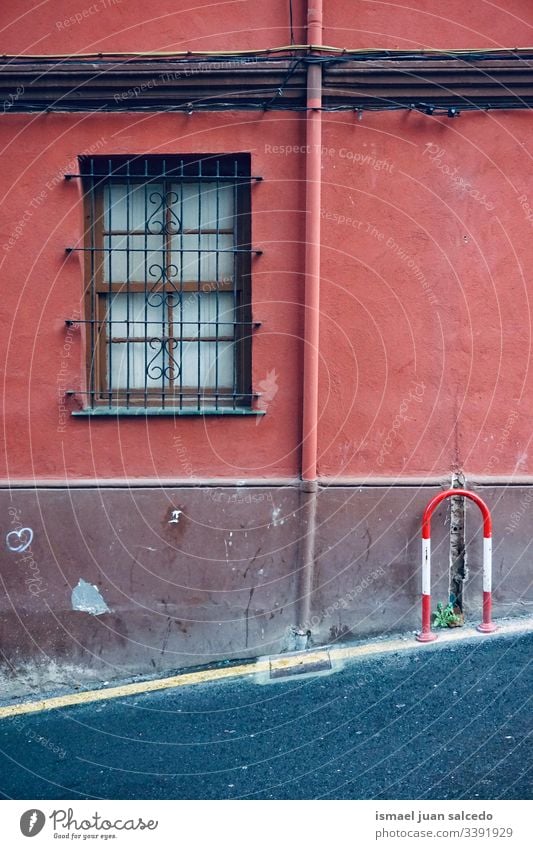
left=1, top=616, right=532, bottom=719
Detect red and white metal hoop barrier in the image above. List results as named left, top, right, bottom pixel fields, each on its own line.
left=417, top=489, right=498, bottom=643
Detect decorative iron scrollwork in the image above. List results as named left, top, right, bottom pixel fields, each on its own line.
left=146, top=337, right=181, bottom=382
left=146, top=191, right=182, bottom=235
left=147, top=263, right=181, bottom=307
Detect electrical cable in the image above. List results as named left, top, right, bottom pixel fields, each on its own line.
left=3, top=46, right=533, bottom=61
left=289, top=1, right=295, bottom=46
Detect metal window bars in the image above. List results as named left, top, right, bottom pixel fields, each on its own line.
left=68, top=154, right=261, bottom=413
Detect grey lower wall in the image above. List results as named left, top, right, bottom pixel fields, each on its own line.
left=1, top=484, right=531, bottom=682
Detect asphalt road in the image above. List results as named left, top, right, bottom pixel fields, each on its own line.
left=0, top=631, right=531, bottom=800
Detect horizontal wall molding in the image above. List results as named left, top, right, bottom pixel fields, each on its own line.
left=1, top=476, right=532, bottom=489
left=0, top=478, right=301, bottom=489
left=2, top=55, right=533, bottom=111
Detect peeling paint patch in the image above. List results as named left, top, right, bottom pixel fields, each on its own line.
left=71, top=579, right=110, bottom=615
left=271, top=506, right=285, bottom=527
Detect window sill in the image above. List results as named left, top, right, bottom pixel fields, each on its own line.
left=71, top=407, right=266, bottom=417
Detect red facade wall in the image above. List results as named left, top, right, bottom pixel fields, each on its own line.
left=318, top=110, right=533, bottom=477
left=2, top=109, right=532, bottom=479
left=2, top=1, right=531, bottom=54
left=0, top=112, right=305, bottom=479
left=327, top=0, right=533, bottom=50
left=0, top=0, right=307, bottom=55
left=1, top=2, right=532, bottom=482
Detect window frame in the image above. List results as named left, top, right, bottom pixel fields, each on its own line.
left=80, top=154, right=255, bottom=414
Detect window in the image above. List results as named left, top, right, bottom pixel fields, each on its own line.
left=78, top=154, right=256, bottom=413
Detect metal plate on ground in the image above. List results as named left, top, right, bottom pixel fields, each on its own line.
left=255, top=648, right=336, bottom=684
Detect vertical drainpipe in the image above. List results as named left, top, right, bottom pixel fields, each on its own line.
left=297, top=0, right=323, bottom=637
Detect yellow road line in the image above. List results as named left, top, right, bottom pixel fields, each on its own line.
left=1, top=617, right=531, bottom=719
left=0, top=661, right=271, bottom=720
